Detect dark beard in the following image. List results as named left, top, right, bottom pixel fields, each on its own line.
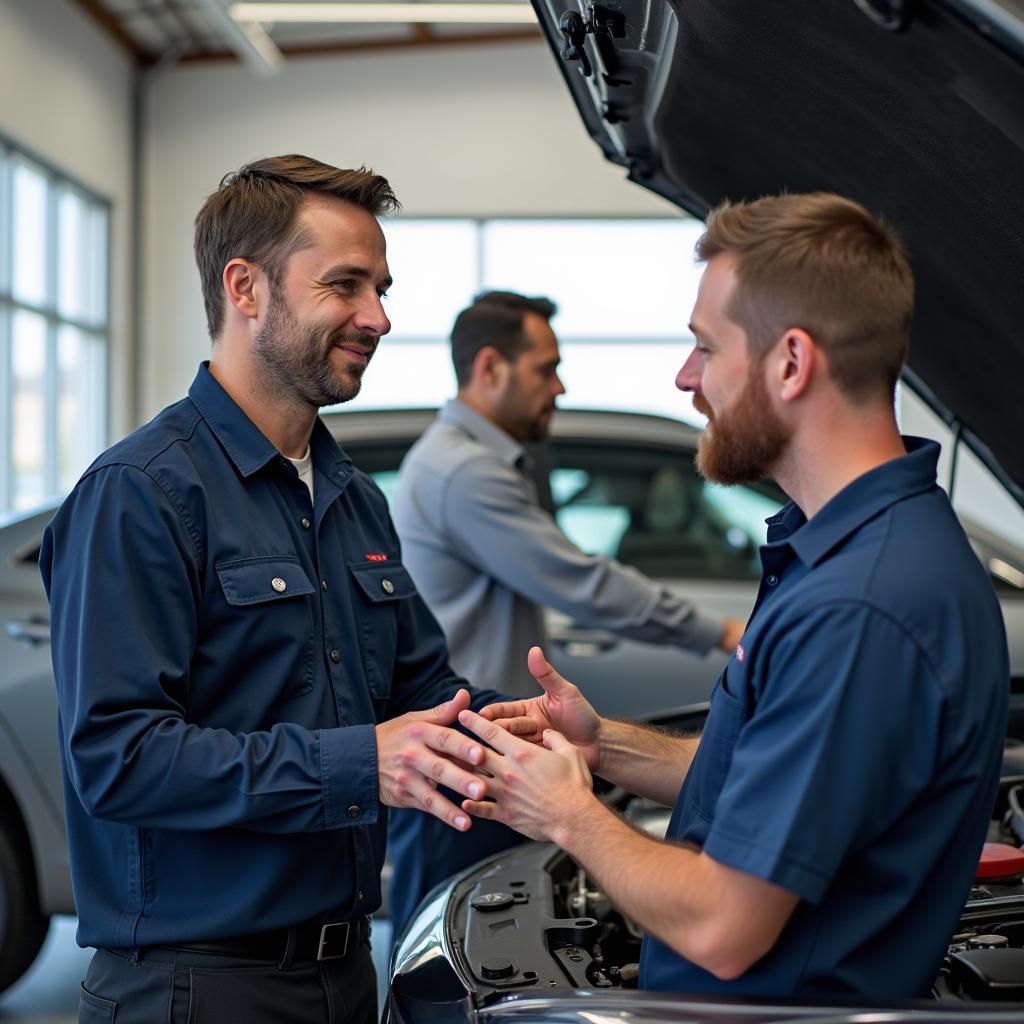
left=693, top=365, right=790, bottom=485
left=252, top=293, right=375, bottom=408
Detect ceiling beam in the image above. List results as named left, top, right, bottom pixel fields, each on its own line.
left=193, top=0, right=284, bottom=75
left=68, top=0, right=154, bottom=64
left=178, top=26, right=541, bottom=63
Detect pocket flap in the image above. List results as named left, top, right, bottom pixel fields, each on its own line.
left=216, top=556, right=315, bottom=606
left=348, top=560, right=416, bottom=603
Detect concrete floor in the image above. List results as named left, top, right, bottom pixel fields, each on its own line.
left=0, top=917, right=393, bottom=1022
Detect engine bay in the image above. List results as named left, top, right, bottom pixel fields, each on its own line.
left=455, top=776, right=1024, bottom=1004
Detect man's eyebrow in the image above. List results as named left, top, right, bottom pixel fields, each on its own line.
left=688, top=321, right=711, bottom=342
left=322, top=264, right=393, bottom=290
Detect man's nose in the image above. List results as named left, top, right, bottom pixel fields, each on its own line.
left=675, top=346, right=702, bottom=392
left=354, top=294, right=391, bottom=337
left=552, top=373, right=566, bottom=398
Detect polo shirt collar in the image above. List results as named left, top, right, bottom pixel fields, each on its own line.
left=768, top=437, right=941, bottom=568
left=439, top=398, right=525, bottom=466
left=188, top=361, right=351, bottom=480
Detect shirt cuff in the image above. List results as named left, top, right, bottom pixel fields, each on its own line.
left=319, top=724, right=379, bottom=830
left=680, top=608, right=727, bottom=655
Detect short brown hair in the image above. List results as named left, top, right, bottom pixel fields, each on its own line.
left=451, top=291, right=557, bottom=388
left=696, top=193, right=913, bottom=401
left=194, top=154, right=400, bottom=338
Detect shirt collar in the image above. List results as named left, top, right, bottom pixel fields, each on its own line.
left=188, top=362, right=351, bottom=480
left=766, top=437, right=941, bottom=567
left=439, top=398, right=526, bottom=466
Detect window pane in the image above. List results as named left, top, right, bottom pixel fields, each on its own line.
left=58, top=188, right=107, bottom=324
left=11, top=310, right=47, bottom=509
left=57, top=189, right=85, bottom=319
left=12, top=161, right=48, bottom=308
left=555, top=341, right=704, bottom=425
left=381, top=220, right=478, bottom=339
left=337, top=341, right=456, bottom=412
left=58, top=324, right=105, bottom=491
left=89, top=204, right=109, bottom=324
left=482, top=220, right=706, bottom=338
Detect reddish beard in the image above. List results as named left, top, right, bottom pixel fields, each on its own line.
left=693, top=364, right=791, bottom=485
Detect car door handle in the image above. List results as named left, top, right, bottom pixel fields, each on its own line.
left=6, top=619, right=51, bottom=646
left=551, top=634, right=619, bottom=658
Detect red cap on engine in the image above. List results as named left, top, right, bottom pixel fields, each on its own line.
left=975, top=842, right=1024, bottom=881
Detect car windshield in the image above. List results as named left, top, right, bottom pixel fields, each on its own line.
left=549, top=441, right=784, bottom=580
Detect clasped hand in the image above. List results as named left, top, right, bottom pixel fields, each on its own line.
left=457, top=646, right=601, bottom=843
left=375, top=689, right=487, bottom=831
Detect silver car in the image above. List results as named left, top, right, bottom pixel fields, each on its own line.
left=1, top=405, right=1022, bottom=992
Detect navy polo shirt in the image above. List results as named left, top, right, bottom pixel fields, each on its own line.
left=640, top=438, right=1008, bottom=998
left=41, top=363, right=499, bottom=951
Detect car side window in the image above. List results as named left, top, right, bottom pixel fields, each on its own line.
left=549, top=441, right=785, bottom=580
left=344, top=442, right=412, bottom=506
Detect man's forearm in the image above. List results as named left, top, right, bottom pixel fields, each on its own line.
left=595, top=718, right=700, bottom=806
left=552, top=794, right=795, bottom=981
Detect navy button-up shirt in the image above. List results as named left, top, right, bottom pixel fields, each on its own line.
left=640, top=438, right=1009, bottom=998
left=41, top=364, right=497, bottom=951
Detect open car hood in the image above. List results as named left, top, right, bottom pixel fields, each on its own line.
left=532, top=0, right=1024, bottom=507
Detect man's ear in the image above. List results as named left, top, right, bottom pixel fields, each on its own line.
left=775, top=328, right=817, bottom=404
left=472, top=346, right=510, bottom=391
left=222, top=259, right=263, bottom=322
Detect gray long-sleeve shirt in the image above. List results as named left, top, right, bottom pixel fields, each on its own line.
left=392, top=400, right=725, bottom=695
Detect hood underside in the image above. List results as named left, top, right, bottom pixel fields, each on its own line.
left=534, top=0, right=1024, bottom=506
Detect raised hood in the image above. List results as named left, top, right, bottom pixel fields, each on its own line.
left=533, top=0, right=1024, bottom=506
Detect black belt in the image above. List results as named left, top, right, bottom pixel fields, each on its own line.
left=157, top=915, right=370, bottom=963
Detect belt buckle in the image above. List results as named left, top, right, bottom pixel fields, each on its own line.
left=317, top=920, right=351, bottom=961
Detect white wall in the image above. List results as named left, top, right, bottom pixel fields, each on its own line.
left=0, top=0, right=135, bottom=441
left=140, top=41, right=675, bottom=417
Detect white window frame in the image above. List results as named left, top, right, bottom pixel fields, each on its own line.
left=0, top=134, right=110, bottom=513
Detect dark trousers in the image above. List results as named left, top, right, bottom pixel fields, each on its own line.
left=387, top=805, right=528, bottom=939
left=79, top=943, right=376, bottom=1024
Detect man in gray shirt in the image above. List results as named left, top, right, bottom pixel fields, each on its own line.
left=386, top=291, right=741, bottom=934
left=393, top=291, right=740, bottom=695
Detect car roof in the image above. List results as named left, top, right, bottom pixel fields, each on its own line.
left=321, top=406, right=703, bottom=449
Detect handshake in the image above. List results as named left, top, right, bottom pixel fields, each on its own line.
left=375, top=646, right=602, bottom=845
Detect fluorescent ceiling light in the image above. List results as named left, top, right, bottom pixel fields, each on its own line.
left=230, top=2, right=538, bottom=24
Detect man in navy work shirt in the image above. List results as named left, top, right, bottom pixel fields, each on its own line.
left=41, top=155, right=500, bottom=1024
left=456, top=193, right=1009, bottom=998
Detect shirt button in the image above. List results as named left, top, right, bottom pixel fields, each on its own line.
left=357, top=890, right=364, bottom=901
left=301, top=517, right=311, bottom=530
left=321, top=579, right=328, bottom=591
left=330, top=648, right=341, bottom=663
left=347, top=805, right=361, bottom=819
left=381, top=579, right=395, bottom=595
left=271, top=577, right=287, bottom=593
left=766, top=574, right=779, bottom=586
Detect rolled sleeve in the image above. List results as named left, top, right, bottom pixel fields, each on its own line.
left=443, top=456, right=724, bottom=653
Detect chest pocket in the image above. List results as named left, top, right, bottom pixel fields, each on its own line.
left=682, top=663, right=754, bottom=826
left=347, top=561, right=416, bottom=701
left=214, top=555, right=317, bottom=702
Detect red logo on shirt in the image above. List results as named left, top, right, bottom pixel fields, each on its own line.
left=365, top=553, right=389, bottom=562
left=736, top=643, right=745, bottom=663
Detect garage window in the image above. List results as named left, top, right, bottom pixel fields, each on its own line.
left=343, top=217, right=707, bottom=426
left=0, top=138, right=109, bottom=514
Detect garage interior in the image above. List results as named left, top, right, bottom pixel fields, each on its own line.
left=1, top=1, right=1022, bottom=1020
